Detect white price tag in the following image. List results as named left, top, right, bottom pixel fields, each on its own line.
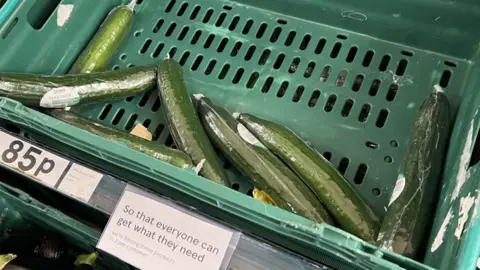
left=97, top=185, right=237, bottom=270
left=0, top=131, right=70, bottom=187
left=58, top=163, right=103, bottom=202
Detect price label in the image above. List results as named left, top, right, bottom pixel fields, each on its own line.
left=0, top=131, right=70, bottom=186
left=57, top=163, right=103, bottom=202
left=97, top=184, right=238, bottom=270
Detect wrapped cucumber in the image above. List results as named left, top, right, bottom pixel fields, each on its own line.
left=237, top=113, right=380, bottom=242
left=49, top=109, right=194, bottom=170
left=0, top=67, right=156, bottom=108
left=196, top=95, right=333, bottom=224
left=377, top=86, right=450, bottom=258
left=69, top=0, right=136, bottom=74
left=157, top=59, right=229, bottom=185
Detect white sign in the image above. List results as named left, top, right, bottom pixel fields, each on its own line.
left=97, top=185, right=237, bottom=270
left=0, top=131, right=70, bottom=186
left=57, top=163, right=103, bottom=202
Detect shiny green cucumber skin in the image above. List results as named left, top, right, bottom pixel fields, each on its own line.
left=49, top=109, right=194, bottom=170
left=0, top=66, right=156, bottom=107
left=69, top=3, right=134, bottom=74
left=377, top=89, right=450, bottom=258
left=196, top=97, right=333, bottom=224
left=237, top=113, right=380, bottom=243
left=157, top=59, right=229, bottom=185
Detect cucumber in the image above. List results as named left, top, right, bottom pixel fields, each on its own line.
left=377, top=86, right=450, bottom=258
left=237, top=113, right=380, bottom=242
left=0, top=66, right=156, bottom=108
left=196, top=95, right=333, bottom=224
left=48, top=109, right=194, bottom=170
left=157, top=59, right=229, bottom=185
left=69, top=0, right=136, bottom=74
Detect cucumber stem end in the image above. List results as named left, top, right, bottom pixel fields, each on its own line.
left=127, top=0, right=136, bottom=10
left=434, top=84, right=444, bottom=93
left=193, top=93, right=205, bottom=100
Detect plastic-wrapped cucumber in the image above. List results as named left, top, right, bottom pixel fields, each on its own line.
left=49, top=109, right=194, bottom=170
left=0, top=66, right=156, bottom=108
left=69, top=0, right=136, bottom=74
left=237, top=113, right=379, bottom=242
left=157, top=59, right=229, bottom=185
left=377, top=86, right=450, bottom=258
left=196, top=95, right=333, bottom=224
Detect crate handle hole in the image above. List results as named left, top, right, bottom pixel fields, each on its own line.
left=27, top=0, right=61, bottom=30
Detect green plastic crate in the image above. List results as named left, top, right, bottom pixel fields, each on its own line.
left=0, top=0, right=478, bottom=268
left=0, top=171, right=129, bottom=270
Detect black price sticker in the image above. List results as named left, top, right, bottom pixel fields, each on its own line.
left=0, top=131, right=70, bottom=187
